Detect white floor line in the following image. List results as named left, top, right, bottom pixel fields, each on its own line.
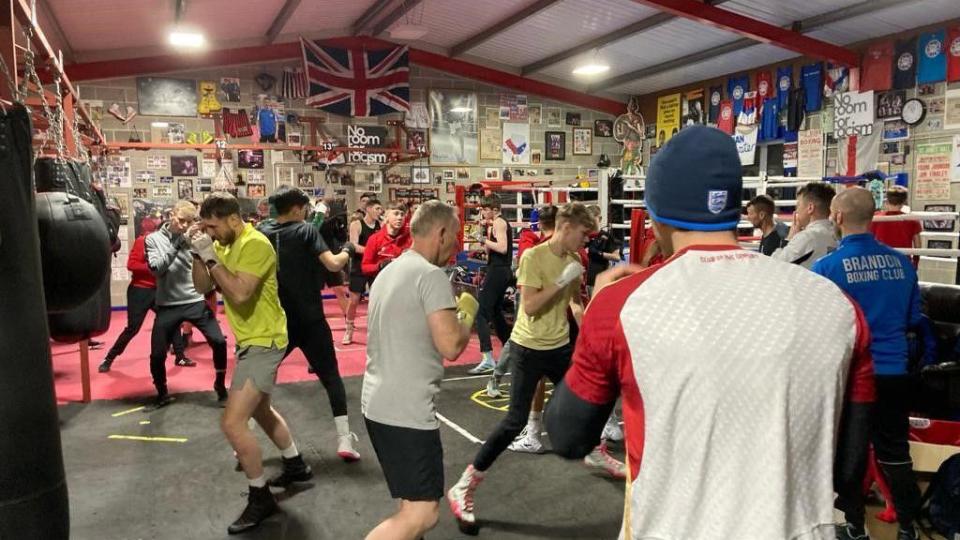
left=437, top=413, right=484, bottom=444
left=441, top=374, right=491, bottom=383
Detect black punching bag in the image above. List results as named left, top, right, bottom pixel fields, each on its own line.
left=0, top=105, right=69, bottom=538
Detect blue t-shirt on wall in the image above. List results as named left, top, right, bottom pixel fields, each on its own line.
left=801, top=63, right=822, bottom=113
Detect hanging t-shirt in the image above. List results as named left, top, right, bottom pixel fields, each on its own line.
left=776, top=66, right=792, bottom=110
left=948, top=26, right=960, bottom=82
left=258, top=108, right=278, bottom=137
left=717, top=100, right=735, bottom=134
left=801, top=63, right=823, bottom=112
left=788, top=88, right=806, bottom=133
left=708, top=86, right=723, bottom=124
left=861, top=41, right=894, bottom=91
left=824, top=63, right=850, bottom=98
left=756, top=71, right=772, bottom=100
left=727, top=74, right=749, bottom=117
left=917, top=30, right=947, bottom=84
left=738, top=91, right=760, bottom=125
left=893, top=37, right=918, bottom=90
left=759, top=98, right=780, bottom=141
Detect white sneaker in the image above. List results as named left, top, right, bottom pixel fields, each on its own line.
left=485, top=375, right=502, bottom=398
left=507, top=426, right=543, bottom=453
left=337, top=432, right=361, bottom=462
left=341, top=324, right=354, bottom=345
left=602, top=416, right=624, bottom=442
left=584, top=443, right=626, bottom=479
left=447, top=465, right=483, bottom=528
left=468, top=356, right=496, bottom=374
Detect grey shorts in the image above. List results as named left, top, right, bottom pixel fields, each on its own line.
left=231, top=344, right=286, bottom=394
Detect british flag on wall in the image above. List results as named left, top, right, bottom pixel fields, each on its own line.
left=300, top=37, right=410, bottom=117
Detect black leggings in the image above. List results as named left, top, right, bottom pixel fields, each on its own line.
left=473, top=341, right=572, bottom=471
left=287, top=316, right=348, bottom=417
left=106, top=285, right=185, bottom=361
left=475, top=265, right=513, bottom=353
left=149, top=300, right=227, bottom=394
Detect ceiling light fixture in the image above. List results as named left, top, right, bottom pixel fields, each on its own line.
left=450, top=106, right=473, bottom=113
left=169, top=30, right=206, bottom=48
left=573, top=63, right=610, bottom=76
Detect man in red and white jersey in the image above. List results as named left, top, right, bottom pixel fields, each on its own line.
left=547, top=125, right=875, bottom=540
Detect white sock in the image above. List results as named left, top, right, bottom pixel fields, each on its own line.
left=528, top=412, right=543, bottom=435
left=280, top=442, right=299, bottom=459
left=249, top=475, right=266, bottom=488
left=334, top=415, right=351, bottom=437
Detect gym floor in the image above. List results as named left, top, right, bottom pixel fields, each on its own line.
left=56, top=304, right=909, bottom=539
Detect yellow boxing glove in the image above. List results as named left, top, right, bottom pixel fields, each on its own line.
left=456, top=292, right=479, bottom=328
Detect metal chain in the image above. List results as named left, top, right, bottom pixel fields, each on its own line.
left=0, top=50, right=21, bottom=102
left=71, top=100, right=88, bottom=161
left=51, top=67, right=65, bottom=162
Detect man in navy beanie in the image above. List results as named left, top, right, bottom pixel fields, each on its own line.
left=546, top=125, right=875, bottom=539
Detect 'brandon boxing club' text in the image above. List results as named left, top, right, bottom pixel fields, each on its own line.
left=840, top=253, right=907, bottom=283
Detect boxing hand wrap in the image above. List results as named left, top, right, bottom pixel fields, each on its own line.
left=340, top=241, right=356, bottom=257
left=555, top=262, right=583, bottom=288
left=456, top=292, right=479, bottom=328
left=191, top=234, right=218, bottom=265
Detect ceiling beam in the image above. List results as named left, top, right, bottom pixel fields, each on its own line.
left=592, top=0, right=903, bottom=92
left=628, top=0, right=858, bottom=67
left=371, top=0, right=424, bottom=37
left=449, top=0, right=561, bottom=57
left=521, top=0, right=732, bottom=76
left=64, top=36, right=625, bottom=115
left=264, top=0, right=302, bottom=44
left=36, top=0, right=74, bottom=63
left=352, top=0, right=394, bottom=35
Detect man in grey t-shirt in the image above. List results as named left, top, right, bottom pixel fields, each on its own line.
left=361, top=201, right=476, bottom=540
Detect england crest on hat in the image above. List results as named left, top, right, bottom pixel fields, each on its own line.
left=708, top=190, right=728, bottom=214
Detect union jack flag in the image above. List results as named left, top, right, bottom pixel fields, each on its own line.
left=300, top=38, right=410, bottom=117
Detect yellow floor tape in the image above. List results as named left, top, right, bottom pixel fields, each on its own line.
left=108, top=435, right=187, bottom=443
left=110, top=406, right=145, bottom=418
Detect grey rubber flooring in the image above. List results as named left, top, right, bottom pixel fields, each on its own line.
left=61, top=367, right=627, bottom=539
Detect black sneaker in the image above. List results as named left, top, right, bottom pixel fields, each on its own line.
left=896, top=525, right=918, bottom=540
left=215, top=382, right=228, bottom=403
left=227, top=485, right=278, bottom=535
left=144, top=393, right=175, bottom=411
left=267, top=454, right=313, bottom=487
left=836, top=523, right=869, bottom=540
left=175, top=356, right=197, bottom=367
left=98, top=358, right=114, bottom=373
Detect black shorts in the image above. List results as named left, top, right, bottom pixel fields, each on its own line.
left=364, top=417, right=443, bottom=501
left=348, top=273, right=370, bottom=294
left=324, top=270, right=345, bottom=288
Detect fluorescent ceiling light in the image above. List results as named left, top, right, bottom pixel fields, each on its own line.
left=573, top=63, right=610, bottom=76
left=169, top=31, right=205, bottom=48
left=450, top=106, right=472, bottom=113
left=390, top=24, right=428, bottom=40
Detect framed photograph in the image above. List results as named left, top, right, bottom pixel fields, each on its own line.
left=247, top=184, right=266, bottom=198
left=135, top=170, right=156, bottom=183
left=928, top=239, right=953, bottom=250
left=356, top=169, right=383, bottom=193
left=152, top=185, right=173, bottom=198
left=923, top=204, right=956, bottom=232
left=287, top=132, right=302, bottom=147
left=565, top=112, right=581, bottom=126
left=531, top=149, right=542, bottom=165
left=137, top=77, right=198, bottom=117
left=480, top=127, right=501, bottom=160
left=170, top=155, right=198, bottom=176
left=891, top=154, right=906, bottom=165
left=484, top=168, right=500, bottom=180
left=446, top=181, right=456, bottom=194
left=545, top=131, right=566, bottom=160
left=573, top=127, right=592, bottom=155
left=485, top=107, right=500, bottom=126
left=406, top=129, right=428, bottom=153
left=456, top=168, right=470, bottom=179
left=882, top=120, right=909, bottom=142
left=881, top=141, right=900, bottom=154
left=177, top=178, right=194, bottom=199
left=159, top=175, right=174, bottom=184
left=428, top=89, right=478, bottom=165
left=220, top=77, right=241, bottom=102
left=594, top=119, right=613, bottom=137
left=502, top=122, right=531, bottom=165
left=133, top=187, right=148, bottom=198
left=442, top=169, right=455, bottom=180
left=238, top=149, right=265, bottom=169
left=545, top=107, right=561, bottom=128
left=411, top=166, right=431, bottom=184
left=297, top=172, right=315, bottom=188
left=528, top=104, right=542, bottom=125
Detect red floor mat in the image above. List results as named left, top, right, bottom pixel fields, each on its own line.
left=51, top=300, right=495, bottom=404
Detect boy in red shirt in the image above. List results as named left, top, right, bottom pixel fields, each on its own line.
left=870, top=186, right=921, bottom=266
left=361, top=201, right=412, bottom=278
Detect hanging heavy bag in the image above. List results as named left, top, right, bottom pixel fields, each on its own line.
left=47, top=274, right=111, bottom=343
left=35, top=192, right=110, bottom=312
left=0, top=104, right=70, bottom=539
left=919, top=453, right=960, bottom=539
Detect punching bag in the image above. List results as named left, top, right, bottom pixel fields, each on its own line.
left=35, top=158, right=114, bottom=341
left=0, top=105, right=70, bottom=537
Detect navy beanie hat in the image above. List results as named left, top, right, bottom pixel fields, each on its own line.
left=644, top=125, right=743, bottom=231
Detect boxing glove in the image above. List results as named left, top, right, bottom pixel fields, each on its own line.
left=191, top=233, right=219, bottom=265
left=555, top=262, right=583, bottom=288
left=456, top=292, right=479, bottom=328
